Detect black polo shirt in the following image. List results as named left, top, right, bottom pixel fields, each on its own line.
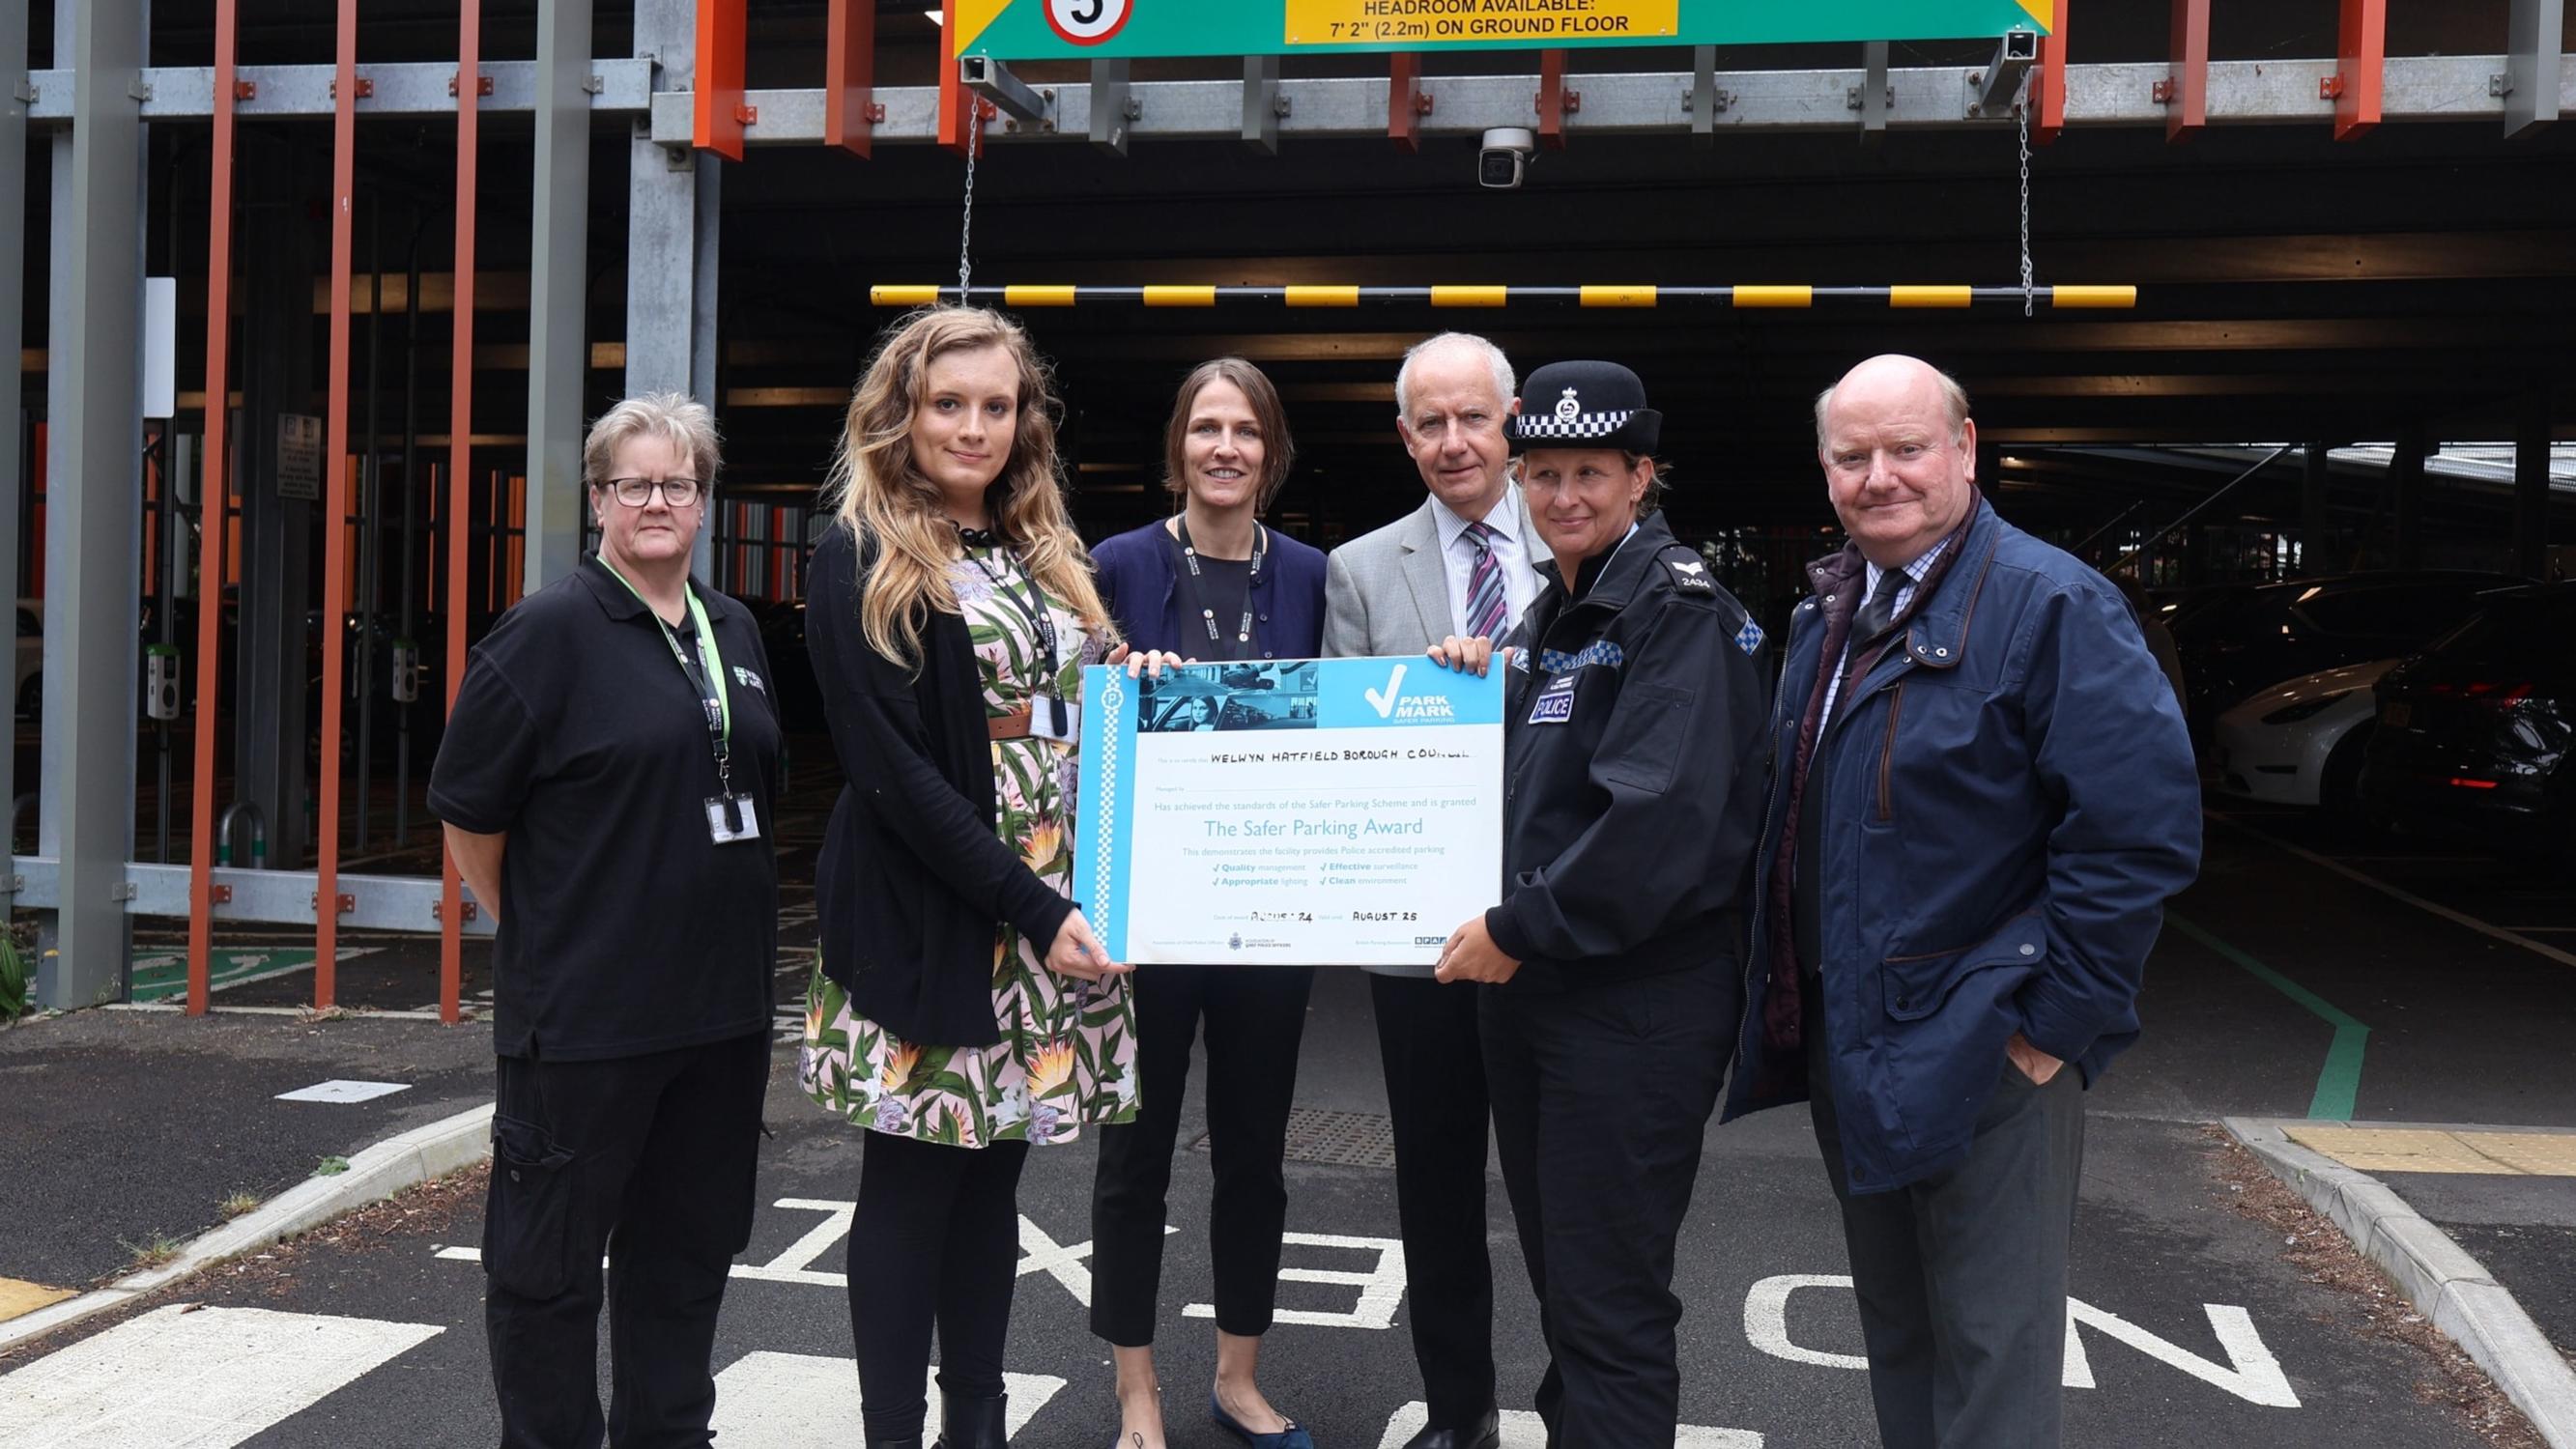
left=429, top=554, right=781, bottom=1061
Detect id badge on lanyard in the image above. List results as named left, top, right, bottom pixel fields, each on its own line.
left=602, top=559, right=762, bottom=846
left=971, top=550, right=1078, bottom=746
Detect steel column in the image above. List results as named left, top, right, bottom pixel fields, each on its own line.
left=1390, top=53, right=1423, bottom=152
left=1089, top=59, right=1131, bottom=157
left=440, top=0, right=483, bottom=1027
left=2390, top=425, right=2427, bottom=569
left=40, top=0, right=147, bottom=1009
left=526, top=0, right=593, bottom=596
left=2301, top=441, right=2334, bottom=569
left=2333, top=0, right=2385, bottom=141
left=314, top=0, right=358, bottom=1009
left=630, top=0, right=722, bottom=582
left=1243, top=55, right=1281, bottom=156
left=2164, top=0, right=2207, bottom=143
left=825, top=0, right=876, bottom=157
left=2513, top=381, right=2553, bottom=580
left=184, top=0, right=238, bottom=1016
left=2504, top=0, right=2563, bottom=138
left=0, top=0, right=27, bottom=938
left=694, top=0, right=747, bottom=160
left=2033, top=1, right=2067, bottom=145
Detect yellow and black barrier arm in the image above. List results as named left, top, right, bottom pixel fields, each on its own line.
left=868, top=283, right=2137, bottom=310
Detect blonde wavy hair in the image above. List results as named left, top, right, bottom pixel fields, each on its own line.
left=821, top=307, right=1114, bottom=668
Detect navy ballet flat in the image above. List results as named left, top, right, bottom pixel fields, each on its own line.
left=1210, top=1393, right=1316, bottom=1449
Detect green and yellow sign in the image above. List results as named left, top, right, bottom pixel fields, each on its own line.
left=953, top=0, right=2051, bottom=60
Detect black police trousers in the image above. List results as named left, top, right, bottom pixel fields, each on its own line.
left=484, top=1030, right=768, bottom=1449
left=1480, top=958, right=1735, bottom=1449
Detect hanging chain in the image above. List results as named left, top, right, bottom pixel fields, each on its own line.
left=2017, top=99, right=2035, bottom=318
left=956, top=102, right=983, bottom=301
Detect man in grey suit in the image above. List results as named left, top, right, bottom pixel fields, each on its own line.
left=1321, top=332, right=1538, bottom=1449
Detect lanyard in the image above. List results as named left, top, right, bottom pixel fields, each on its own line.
left=963, top=540, right=1062, bottom=696
left=1173, top=517, right=1266, bottom=652
left=598, top=558, right=734, bottom=791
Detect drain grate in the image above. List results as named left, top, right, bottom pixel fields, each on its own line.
left=1192, top=1108, right=1398, bottom=1170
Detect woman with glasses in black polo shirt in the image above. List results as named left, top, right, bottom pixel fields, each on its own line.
left=432, top=392, right=781, bottom=1449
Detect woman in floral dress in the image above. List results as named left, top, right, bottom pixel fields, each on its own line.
left=800, top=307, right=1137, bottom=1449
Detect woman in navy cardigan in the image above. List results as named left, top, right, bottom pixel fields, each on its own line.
left=1085, top=359, right=1330, bottom=1449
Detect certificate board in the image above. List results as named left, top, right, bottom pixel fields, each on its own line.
left=1074, top=656, right=1503, bottom=967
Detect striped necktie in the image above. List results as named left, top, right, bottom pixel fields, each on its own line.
left=1465, top=521, right=1508, bottom=639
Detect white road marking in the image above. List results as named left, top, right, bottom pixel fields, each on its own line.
left=733, top=1199, right=853, bottom=1287
left=1378, top=1401, right=1760, bottom=1447
left=274, top=1080, right=413, bottom=1104
left=1188, top=1232, right=1407, bottom=1329
left=1744, top=1275, right=2299, bottom=1407
left=708, top=1354, right=1063, bottom=1441
left=0, top=1304, right=441, bottom=1447
left=2212, top=812, right=2576, bottom=970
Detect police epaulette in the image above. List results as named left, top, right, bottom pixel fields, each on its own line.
left=1656, top=547, right=1719, bottom=596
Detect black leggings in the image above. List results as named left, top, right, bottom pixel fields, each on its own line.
left=848, top=1129, right=1032, bottom=1440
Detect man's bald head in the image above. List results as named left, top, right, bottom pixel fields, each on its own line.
left=1815, top=355, right=1970, bottom=455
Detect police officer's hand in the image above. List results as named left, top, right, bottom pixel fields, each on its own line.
left=1427, top=636, right=1512, bottom=677
left=1434, top=915, right=1521, bottom=985
left=1109, top=646, right=1191, bottom=680
left=1045, top=910, right=1132, bottom=983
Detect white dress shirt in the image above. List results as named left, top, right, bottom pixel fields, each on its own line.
left=1430, top=494, right=1540, bottom=638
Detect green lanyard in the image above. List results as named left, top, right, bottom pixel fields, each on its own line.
left=599, top=557, right=733, bottom=776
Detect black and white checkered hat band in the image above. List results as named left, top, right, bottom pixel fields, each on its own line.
left=1514, top=410, right=1633, bottom=440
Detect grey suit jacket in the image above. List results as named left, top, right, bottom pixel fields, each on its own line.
left=1323, top=490, right=1542, bottom=976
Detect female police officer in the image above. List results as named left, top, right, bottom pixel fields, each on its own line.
left=432, top=392, right=780, bottom=1448
left=1429, top=360, right=1770, bottom=1448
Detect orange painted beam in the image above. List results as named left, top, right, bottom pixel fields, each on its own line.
left=315, top=0, right=358, bottom=1009
left=1536, top=49, right=1568, bottom=150
left=694, top=0, right=749, bottom=160
left=1390, top=53, right=1424, bottom=153
left=2333, top=0, right=2384, bottom=141
left=825, top=0, right=876, bottom=158
left=2165, top=0, right=2207, bottom=143
left=2034, top=0, right=2068, bottom=146
left=938, top=0, right=970, bottom=156
left=441, top=0, right=481, bottom=1027
left=186, top=0, right=242, bottom=1018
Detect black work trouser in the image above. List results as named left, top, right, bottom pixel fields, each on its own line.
left=847, top=1128, right=1032, bottom=1441
left=1481, top=959, right=1732, bottom=1449
left=1090, top=962, right=1313, bottom=1347
left=483, top=1030, right=769, bottom=1449
left=1370, top=971, right=1497, bottom=1427
left=1805, top=978, right=2086, bottom=1449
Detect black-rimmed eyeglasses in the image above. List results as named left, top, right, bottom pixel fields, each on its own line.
left=600, top=477, right=704, bottom=507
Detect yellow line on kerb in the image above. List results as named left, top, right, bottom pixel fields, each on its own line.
left=1732, top=285, right=1814, bottom=308
left=1890, top=285, right=1974, bottom=308
left=1142, top=285, right=1216, bottom=307
left=1002, top=285, right=1078, bottom=307
left=1284, top=286, right=1360, bottom=307
left=2051, top=285, right=2138, bottom=309
left=1581, top=285, right=1658, bottom=308
left=1431, top=285, right=1509, bottom=308
left=870, top=285, right=942, bottom=307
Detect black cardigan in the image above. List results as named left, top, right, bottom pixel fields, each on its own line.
left=807, top=524, right=1076, bottom=1048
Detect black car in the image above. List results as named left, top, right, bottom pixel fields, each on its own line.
left=2359, top=582, right=2576, bottom=853
left=2171, top=570, right=2524, bottom=742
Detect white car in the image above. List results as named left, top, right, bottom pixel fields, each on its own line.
left=2211, top=658, right=2395, bottom=810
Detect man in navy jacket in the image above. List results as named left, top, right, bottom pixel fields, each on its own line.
left=1723, top=355, right=2200, bottom=1448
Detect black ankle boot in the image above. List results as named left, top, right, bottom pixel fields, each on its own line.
left=932, top=1389, right=1009, bottom=1449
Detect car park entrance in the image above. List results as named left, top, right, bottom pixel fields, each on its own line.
left=3, top=1, right=2573, bottom=1442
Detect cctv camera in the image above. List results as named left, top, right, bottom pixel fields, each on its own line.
left=1478, top=128, right=1536, bottom=190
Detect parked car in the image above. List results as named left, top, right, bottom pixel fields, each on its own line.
left=2172, top=570, right=2524, bottom=742
left=2210, top=658, right=2394, bottom=811
left=2359, top=582, right=2576, bottom=853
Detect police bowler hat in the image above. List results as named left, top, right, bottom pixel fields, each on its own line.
left=1508, top=359, right=1662, bottom=456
